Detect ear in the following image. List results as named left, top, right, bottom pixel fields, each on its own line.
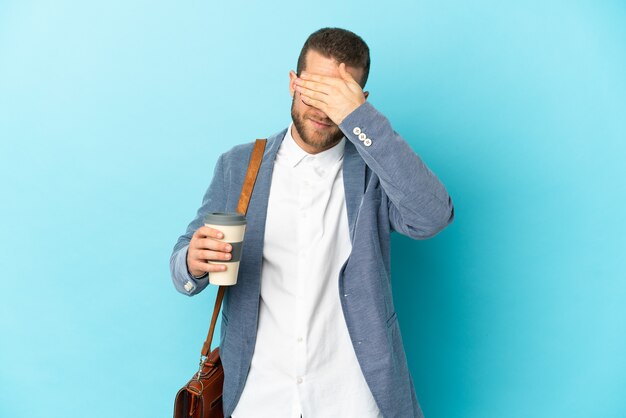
left=289, top=70, right=298, bottom=97
left=364, top=91, right=370, bottom=100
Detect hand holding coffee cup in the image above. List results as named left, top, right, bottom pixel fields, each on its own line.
left=187, top=212, right=247, bottom=286
left=187, top=226, right=233, bottom=277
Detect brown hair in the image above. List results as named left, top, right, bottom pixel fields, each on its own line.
left=296, top=27, right=371, bottom=88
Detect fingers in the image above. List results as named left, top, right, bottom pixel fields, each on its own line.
left=338, top=63, right=361, bottom=94
left=299, top=93, right=327, bottom=112
left=190, top=246, right=233, bottom=261
left=296, top=68, right=362, bottom=112
left=300, top=71, right=346, bottom=87
left=300, top=69, right=359, bottom=91
left=294, top=77, right=334, bottom=96
left=189, top=259, right=228, bottom=274
left=189, top=225, right=232, bottom=256
left=194, top=248, right=232, bottom=261
left=188, top=226, right=233, bottom=276
left=295, top=84, right=329, bottom=105
left=195, top=237, right=232, bottom=252
left=187, top=243, right=231, bottom=275
left=194, top=225, right=225, bottom=240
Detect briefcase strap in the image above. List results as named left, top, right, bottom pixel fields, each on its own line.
left=201, top=138, right=267, bottom=358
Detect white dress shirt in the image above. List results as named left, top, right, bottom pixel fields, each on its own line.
left=231, top=124, right=383, bottom=418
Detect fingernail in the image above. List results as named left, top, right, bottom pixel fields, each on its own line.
left=226, top=244, right=232, bottom=251
left=218, top=233, right=224, bottom=238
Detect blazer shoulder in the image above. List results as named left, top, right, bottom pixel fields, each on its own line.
left=222, top=141, right=255, bottom=162
left=220, top=130, right=286, bottom=169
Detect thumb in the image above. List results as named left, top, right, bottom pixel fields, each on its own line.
left=339, top=62, right=354, bottom=82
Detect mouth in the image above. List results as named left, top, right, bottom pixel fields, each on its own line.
left=308, top=117, right=332, bottom=129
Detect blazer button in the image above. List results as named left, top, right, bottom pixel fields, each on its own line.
left=358, top=133, right=367, bottom=141
left=184, top=281, right=194, bottom=292
left=353, top=127, right=361, bottom=135
left=364, top=138, right=372, bottom=147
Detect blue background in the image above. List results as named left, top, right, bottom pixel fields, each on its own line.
left=1, top=1, right=625, bottom=417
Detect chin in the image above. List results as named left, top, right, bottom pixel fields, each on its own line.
left=303, top=130, right=340, bottom=150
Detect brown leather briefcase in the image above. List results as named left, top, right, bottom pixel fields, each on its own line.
left=174, top=345, right=225, bottom=418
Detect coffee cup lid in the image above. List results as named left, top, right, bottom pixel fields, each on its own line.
left=204, top=212, right=247, bottom=226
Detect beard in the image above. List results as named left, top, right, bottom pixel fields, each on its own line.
left=291, top=96, right=344, bottom=151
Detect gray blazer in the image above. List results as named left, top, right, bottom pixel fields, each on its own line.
left=170, top=102, right=455, bottom=418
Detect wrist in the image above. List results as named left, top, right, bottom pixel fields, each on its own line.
left=191, top=270, right=208, bottom=279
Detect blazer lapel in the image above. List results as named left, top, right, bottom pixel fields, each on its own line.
left=238, top=129, right=286, bottom=332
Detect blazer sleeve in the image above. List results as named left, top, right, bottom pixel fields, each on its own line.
left=170, top=154, right=227, bottom=296
left=339, top=101, right=454, bottom=239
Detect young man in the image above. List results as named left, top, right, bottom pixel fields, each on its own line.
left=171, top=27, right=454, bottom=418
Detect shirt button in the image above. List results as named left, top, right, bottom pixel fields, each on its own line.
left=297, top=377, right=303, bottom=384
left=358, top=132, right=367, bottom=141
left=353, top=127, right=361, bottom=135
left=297, top=337, right=303, bottom=343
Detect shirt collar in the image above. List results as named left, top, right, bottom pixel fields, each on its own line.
left=282, top=122, right=345, bottom=169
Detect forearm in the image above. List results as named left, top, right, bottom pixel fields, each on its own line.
left=339, top=101, right=454, bottom=238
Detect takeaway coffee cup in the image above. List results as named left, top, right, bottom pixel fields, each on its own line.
left=204, top=212, right=247, bottom=286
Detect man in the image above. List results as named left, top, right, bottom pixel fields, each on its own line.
left=170, top=27, right=454, bottom=418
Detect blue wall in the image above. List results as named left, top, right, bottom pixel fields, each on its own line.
left=1, top=1, right=624, bottom=417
